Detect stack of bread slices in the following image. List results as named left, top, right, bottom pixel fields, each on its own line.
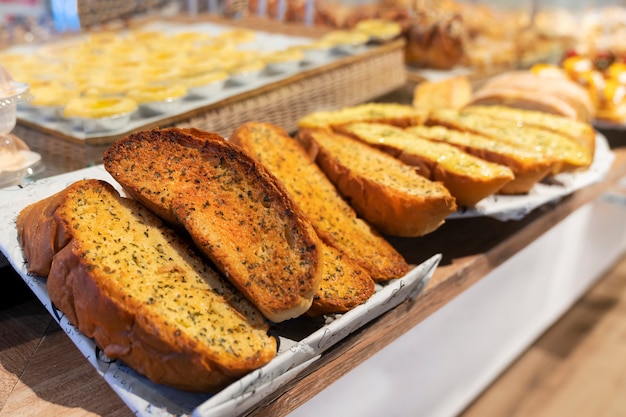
left=16, top=98, right=596, bottom=393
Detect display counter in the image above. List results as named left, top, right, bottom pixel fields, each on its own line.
left=2, top=103, right=626, bottom=415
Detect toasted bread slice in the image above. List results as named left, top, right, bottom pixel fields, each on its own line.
left=298, top=129, right=457, bottom=237
left=103, top=128, right=322, bottom=323
left=427, top=108, right=593, bottom=174
left=230, top=122, right=409, bottom=281
left=298, top=102, right=429, bottom=130
left=16, top=179, right=276, bottom=393
left=406, top=125, right=557, bottom=194
left=462, top=105, right=596, bottom=156
left=308, top=243, right=376, bottom=316
left=335, top=122, right=514, bottom=206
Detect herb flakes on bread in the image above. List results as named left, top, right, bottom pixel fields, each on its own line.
left=103, top=127, right=323, bottom=323
left=17, top=179, right=277, bottom=393
left=427, top=108, right=593, bottom=175
left=335, top=122, right=515, bottom=206
left=298, top=128, right=457, bottom=237
left=230, top=121, right=409, bottom=281
left=406, top=125, right=556, bottom=195
left=298, top=102, right=429, bottom=130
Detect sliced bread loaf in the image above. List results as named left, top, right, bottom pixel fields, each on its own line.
left=427, top=108, right=593, bottom=174
left=335, top=122, right=514, bottom=206
left=16, top=179, right=277, bottom=393
left=229, top=122, right=409, bottom=281
left=462, top=105, right=596, bottom=157
left=103, top=128, right=323, bottom=323
left=406, top=125, right=557, bottom=194
left=298, top=128, right=457, bottom=237
left=298, top=102, right=429, bottom=130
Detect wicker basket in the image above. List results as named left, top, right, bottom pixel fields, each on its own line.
left=16, top=31, right=406, bottom=145
left=176, top=39, right=407, bottom=137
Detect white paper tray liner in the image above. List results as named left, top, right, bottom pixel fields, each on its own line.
left=0, top=165, right=440, bottom=416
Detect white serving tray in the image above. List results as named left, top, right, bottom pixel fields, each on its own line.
left=0, top=164, right=440, bottom=417
left=449, top=132, right=615, bottom=221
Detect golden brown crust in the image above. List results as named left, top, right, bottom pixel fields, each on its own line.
left=16, top=179, right=276, bottom=393
left=229, top=122, right=409, bottom=281
left=103, top=128, right=323, bottom=322
left=426, top=108, right=592, bottom=175
left=335, top=122, right=514, bottom=206
left=461, top=105, right=596, bottom=157
left=308, top=243, right=375, bottom=316
left=297, top=103, right=429, bottom=131
left=406, top=125, right=557, bottom=194
left=298, top=129, right=457, bottom=237
left=404, top=11, right=466, bottom=70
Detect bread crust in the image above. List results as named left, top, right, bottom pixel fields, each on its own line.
left=230, top=122, right=409, bottom=281
left=407, top=125, right=557, bottom=194
left=426, top=109, right=592, bottom=176
left=307, top=243, right=375, bottom=316
left=298, top=129, right=457, bottom=237
left=335, top=122, right=514, bottom=206
left=297, top=103, right=429, bottom=130
left=103, top=128, right=323, bottom=322
left=17, top=180, right=277, bottom=393
left=461, top=105, right=596, bottom=157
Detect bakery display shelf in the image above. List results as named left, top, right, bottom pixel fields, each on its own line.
left=2, top=134, right=625, bottom=417
left=12, top=16, right=407, bottom=146
left=247, top=138, right=626, bottom=417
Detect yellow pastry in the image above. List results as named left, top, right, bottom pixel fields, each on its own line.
left=62, top=96, right=138, bottom=118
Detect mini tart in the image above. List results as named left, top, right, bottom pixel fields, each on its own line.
left=62, top=97, right=138, bottom=119
left=84, top=75, right=144, bottom=96
left=127, top=84, right=187, bottom=104
left=264, top=49, right=304, bottom=64
left=320, top=30, right=369, bottom=47
left=170, top=31, right=214, bottom=44
left=141, top=66, right=181, bottom=83
left=229, top=60, right=265, bottom=75
left=215, top=28, right=256, bottom=44
left=148, top=50, right=184, bottom=68
left=181, top=57, right=221, bottom=76
left=178, top=70, right=229, bottom=88
left=29, top=83, right=78, bottom=107
left=354, top=19, right=401, bottom=40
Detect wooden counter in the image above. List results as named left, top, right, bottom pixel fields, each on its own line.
left=2, top=128, right=626, bottom=416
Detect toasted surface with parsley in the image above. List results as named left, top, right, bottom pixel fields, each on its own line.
left=336, top=122, right=515, bottom=206
left=427, top=108, right=593, bottom=175
left=307, top=243, right=376, bottom=316
left=407, top=124, right=558, bottom=195
left=230, top=121, right=409, bottom=282
left=103, top=128, right=323, bottom=323
left=16, top=179, right=277, bottom=393
left=298, top=128, right=457, bottom=237
left=297, top=102, right=429, bottom=130
left=461, top=105, right=596, bottom=157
